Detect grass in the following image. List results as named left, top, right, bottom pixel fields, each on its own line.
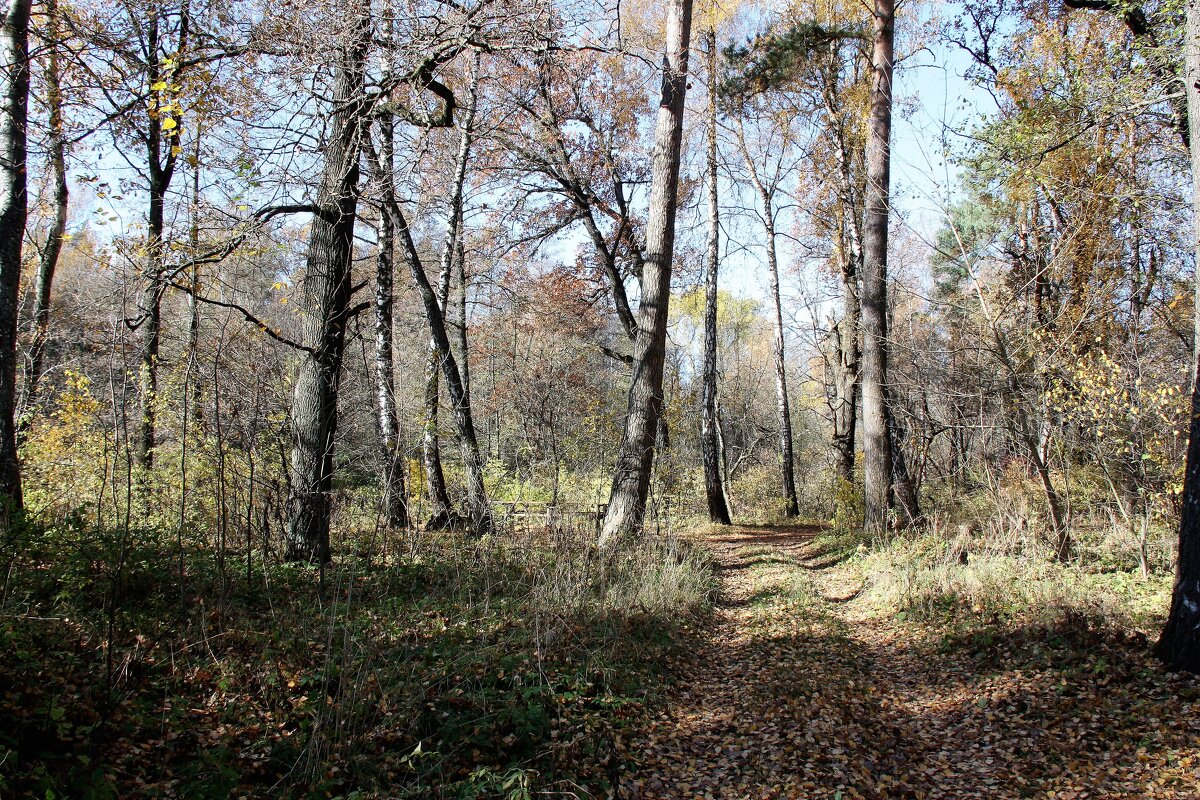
left=0, top=519, right=713, bottom=799
left=851, top=524, right=1173, bottom=635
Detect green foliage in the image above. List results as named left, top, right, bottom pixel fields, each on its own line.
left=830, top=475, right=864, bottom=533
left=720, top=22, right=865, bottom=103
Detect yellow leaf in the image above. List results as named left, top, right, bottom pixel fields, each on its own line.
left=150, top=80, right=168, bottom=92
left=161, top=117, right=177, bottom=131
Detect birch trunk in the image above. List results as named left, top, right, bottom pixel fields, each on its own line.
left=373, top=111, right=409, bottom=529
left=700, top=29, right=731, bottom=525
left=0, top=0, right=30, bottom=511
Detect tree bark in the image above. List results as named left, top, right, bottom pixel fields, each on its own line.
left=284, top=1, right=370, bottom=562
left=1155, top=0, right=1200, bottom=673
left=373, top=111, right=409, bottom=529
left=421, top=342, right=453, bottom=524
left=889, top=413, right=921, bottom=524
left=598, top=0, right=693, bottom=547
left=24, top=0, right=65, bottom=413
left=860, top=0, right=896, bottom=537
left=700, top=29, right=731, bottom=526
left=0, top=0, right=30, bottom=513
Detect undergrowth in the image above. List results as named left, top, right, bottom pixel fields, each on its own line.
left=854, top=525, right=1172, bottom=634
left=0, top=519, right=712, bottom=799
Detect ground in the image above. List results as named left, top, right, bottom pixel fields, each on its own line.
left=617, top=525, right=1200, bottom=800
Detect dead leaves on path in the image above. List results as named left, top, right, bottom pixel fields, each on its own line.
left=618, top=526, right=1200, bottom=799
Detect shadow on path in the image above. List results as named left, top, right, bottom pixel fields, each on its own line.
left=616, top=525, right=1200, bottom=799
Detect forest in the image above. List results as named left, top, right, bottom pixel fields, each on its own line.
left=1, top=0, right=1199, bottom=796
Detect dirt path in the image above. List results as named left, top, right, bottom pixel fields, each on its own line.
left=616, top=525, right=1200, bottom=800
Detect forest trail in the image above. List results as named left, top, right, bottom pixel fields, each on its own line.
left=616, top=525, right=1200, bottom=800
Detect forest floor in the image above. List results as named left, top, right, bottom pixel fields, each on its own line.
left=617, top=525, right=1200, bottom=800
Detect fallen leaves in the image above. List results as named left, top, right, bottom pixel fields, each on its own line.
left=616, top=525, right=1200, bottom=799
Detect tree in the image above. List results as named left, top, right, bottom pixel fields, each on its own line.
left=284, top=0, right=371, bottom=563
left=733, top=115, right=800, bottom=518
left=371, top=108, right=410, bottom=530
left=23, top=0, right=67, bottom=413
left=860, top=0, right=896, bottom=537
left=701, top=27, right=732, bottom=525
left=599, top=0, right=694, bottom=546
left=0, top=0, right=30, bottom=513
left=1156, top=0, right=1200, bottom=673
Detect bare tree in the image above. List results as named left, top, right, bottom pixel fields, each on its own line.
left=733, top=116, right=800, bottom=518
left=23, top=0, right=67, bottom=412
left=372, top=107, right=410, bottom=530
left=599, top=0, right=694, bottom=545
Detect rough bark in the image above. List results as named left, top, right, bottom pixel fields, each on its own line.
left=284, top=1, right=369, bottom=563
left=24, top=0, right=65, bottom=412
left=889, top=414, right=921, bottom=525
left=599, top=0, right=693, bottom=546
left=700, top=28, right=731, bottom=526
left=373, top=111, right=409, bottom=529
left=860, top=0, right=895, bottom=537
left=1155, top=0, right=1200, bottom=673
left=0, top=0, right=30, bottom=512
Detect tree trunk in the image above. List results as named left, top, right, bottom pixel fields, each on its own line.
left=419, top=70, right=480, bottom=531
left=134, top=10, right=184, bottom=471
left=1155, top=0, right=1200, bottom=673
left=185, top=124, right=202, bottom=426
left=373, top=112, right=409, bottom=529
left=734, top=119, right=799, bottom=518
left=284, top=1, right=369, bottom=563
left=24, top=0, right=65, bottom=414
left=421, top=345, right=453, bottom=524
left=889, top=414, right=921, bottom=524
left=860, top=0, right=896, bottom=537
left=599, top=0, right=693, bottom=547
left=0, top=0, right=30, bottom=513
left=379, top=93, right=492, bottom=537
left=700, top=29, right=731, bottom=526
left=827, top=101, right=862, bottom=485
